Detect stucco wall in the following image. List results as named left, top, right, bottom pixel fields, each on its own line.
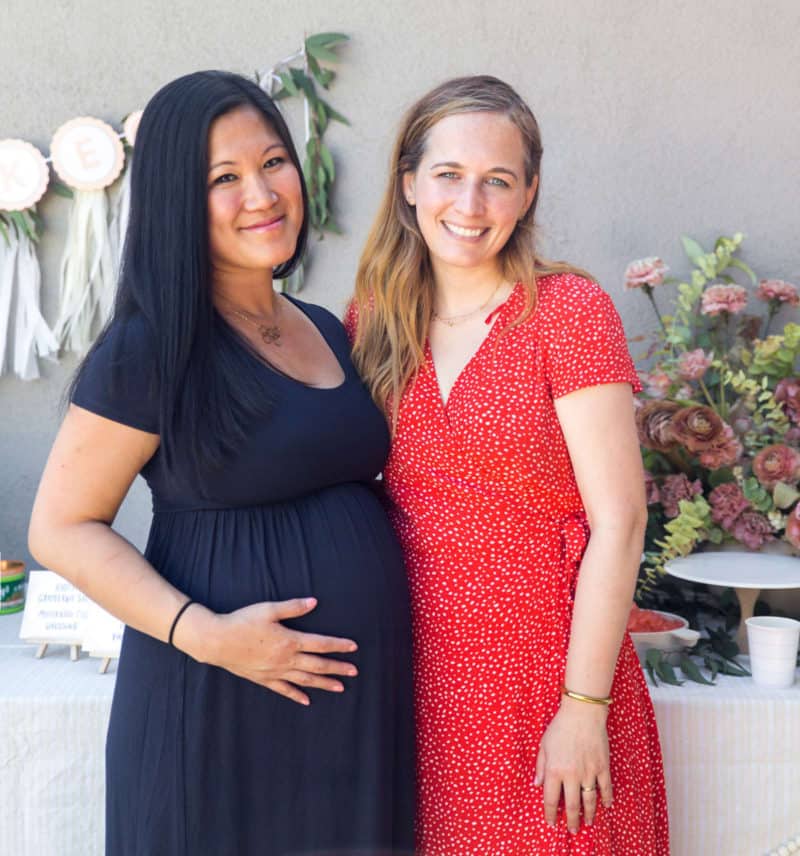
left=1, top=0, right=798, bottom=568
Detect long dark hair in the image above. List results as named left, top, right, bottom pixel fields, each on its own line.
left=74, top=70, right=309, bottom=481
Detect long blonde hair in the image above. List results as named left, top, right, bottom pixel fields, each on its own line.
left=351, top=75, right=590, bottom=417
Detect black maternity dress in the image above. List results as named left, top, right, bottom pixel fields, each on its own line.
left=72, top=298, right=415, bottom=856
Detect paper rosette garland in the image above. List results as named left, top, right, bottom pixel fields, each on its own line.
left=50, top=117, right=125, bottom=356
left=0, top=139, right=58, bottom=380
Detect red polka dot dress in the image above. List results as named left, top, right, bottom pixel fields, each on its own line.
left=349, top=274, right=669, bottom=855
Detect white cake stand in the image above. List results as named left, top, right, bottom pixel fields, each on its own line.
left=665, top=551, right=800, bottom=653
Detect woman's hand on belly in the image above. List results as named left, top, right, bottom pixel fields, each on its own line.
left=176, top=597, right=359, bottom=705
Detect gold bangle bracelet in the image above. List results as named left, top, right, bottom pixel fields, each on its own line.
left=561, top=685, right=613, bottom=706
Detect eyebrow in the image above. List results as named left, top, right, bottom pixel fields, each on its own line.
left=209, top=143, right=285, bottom=171
left=429, top=161, right=518, bottom=180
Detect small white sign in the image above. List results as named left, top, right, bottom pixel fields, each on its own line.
left=19, top=570, right=89, bottom=644
left=83, top=599, right=124, bottom=659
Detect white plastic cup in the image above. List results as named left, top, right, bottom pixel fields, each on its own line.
left=745, top=616, right=800, bottom=689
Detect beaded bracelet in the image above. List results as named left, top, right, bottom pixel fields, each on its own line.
left=561, top=685, right=613, bottom=706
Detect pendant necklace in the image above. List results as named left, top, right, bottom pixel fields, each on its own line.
left=432, top=280, right=503, bottom=328
left=222, top=299, right=282, bottom=346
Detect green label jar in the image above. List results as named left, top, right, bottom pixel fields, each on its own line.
left=0, top=561, right=25, bottom=615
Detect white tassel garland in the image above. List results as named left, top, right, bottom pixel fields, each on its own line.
left=53, top=189, right=116, bottom=356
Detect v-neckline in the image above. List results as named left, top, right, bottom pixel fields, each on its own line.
left=426, top=284, right=521, bottom=413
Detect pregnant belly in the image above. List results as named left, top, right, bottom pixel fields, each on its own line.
left=144, top=482, right=409, bottom=643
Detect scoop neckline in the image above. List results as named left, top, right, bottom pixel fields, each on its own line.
left=221, top=294, right=349, bottom=392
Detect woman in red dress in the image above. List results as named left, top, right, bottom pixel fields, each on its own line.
left=346, top=75, right=669, bottom=854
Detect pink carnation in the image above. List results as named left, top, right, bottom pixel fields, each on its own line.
left=752, top=444, right=800, bottom=489
left=709, top=482, right=750, bottom=530
left=624, top=257, right=668, bottom=289
left=677, top=349, right=713, bottom=382
left=775, top=378, right=800, bottom=425
left=757, top=279, right=799, bottom=306
left=644, top=472, right=660, bottom=506
left=643, top=371, right=672, bottom=399
left=697, top=424, right=743, bottom=469
left=786, top=504, right=800, bottom=550
left=701, top=284, right=748, bottom=316
left=731, top=511, right=774, bottom=550
left=659, top=474, right=703, bottom=518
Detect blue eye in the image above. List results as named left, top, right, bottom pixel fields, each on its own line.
left=436, top=171, right=459, bottom=180
left=487, top=176, right=510, bottom=188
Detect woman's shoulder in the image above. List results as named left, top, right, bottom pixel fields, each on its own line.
left=284, top=294, right=342, bottom=327
left=97, top=312, right=157, bottom=357
left=72, top=312, right=160, bottom=433
left=534, top=272, right=611, bottom=315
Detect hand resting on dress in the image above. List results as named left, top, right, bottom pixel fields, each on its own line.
left=175, top=597, right=358, bottom=705
left=29, top=406, right=358, bottom=707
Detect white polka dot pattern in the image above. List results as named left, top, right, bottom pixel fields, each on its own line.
left=346, top=274, right=670, bottom=854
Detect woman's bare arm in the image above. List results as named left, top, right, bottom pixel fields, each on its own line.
left=535, top=382, right=646, bottom=832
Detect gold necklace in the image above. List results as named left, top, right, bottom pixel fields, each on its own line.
left=222, top=299, right=282, bottom=346
left=431, top=280, right=503, bottom=327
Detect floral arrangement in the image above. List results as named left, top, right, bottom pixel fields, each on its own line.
left=626, top=234, right=800, bottom=594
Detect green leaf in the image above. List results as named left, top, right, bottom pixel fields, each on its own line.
left=51, top=180, right=74, bottom=199
left=290, top=68, right=317, bottom=101
left=306, top=53, right=323, bottom=79
left=718, top=658, right=750, bottom=677
left=774, top=481, right=800, bottom=509
left=681, top=235, right=706, bottom=266
left=727, top=257, right=757, bottom=285
left=320, top=144, right=335, bottom=181
left=319, top=98, right=350, bottom=125
left=306, top=43, right=341, bottom=64
left=704, top=655, right=720, bottom=682
left=679, top=653, right=715, bottom=685
left=279, top=70, right=299, bottom=96
left=315, top=100, right=329, bottom=134
left=655, top=658, right=684, bottom=686
left=9, top=210, right=34, bottom=241
left=305, top=32, right=349, bottom=49
left=709, top=631, right=739, bottom=660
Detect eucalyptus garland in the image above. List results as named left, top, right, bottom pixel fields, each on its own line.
left=256, top=33, right=350, bottom=241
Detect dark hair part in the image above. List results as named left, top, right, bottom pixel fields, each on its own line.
left=73, top=70, right=308, bottom=482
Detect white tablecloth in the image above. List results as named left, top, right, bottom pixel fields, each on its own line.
left=1, top=612, right=114, bottom=856
left=650, top=669, right=800, bottom=856
left=2, top=607, right=799, bottom=856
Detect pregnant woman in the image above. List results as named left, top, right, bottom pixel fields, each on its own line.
left=29, top=71, right=414, bottom=856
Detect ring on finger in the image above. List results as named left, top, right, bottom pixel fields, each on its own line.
left=581, top=784, right=597, bottom=794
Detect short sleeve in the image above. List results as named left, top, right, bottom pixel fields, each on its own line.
left=541, top=276, right=642, bottom=399
left=71, top=315, right=160, bottom=433
left=342, top=297, right=359, bottom=346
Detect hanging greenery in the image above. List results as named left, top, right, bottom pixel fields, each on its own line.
left=256, top=32, right=350, bottom=240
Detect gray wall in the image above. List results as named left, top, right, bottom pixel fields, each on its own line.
left=2, top=0, right=798, bottom=568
